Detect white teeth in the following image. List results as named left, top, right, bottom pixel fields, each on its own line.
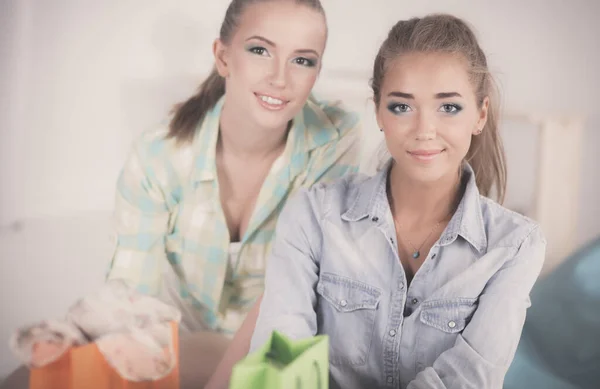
left=259, top=95, right=284, bottom=105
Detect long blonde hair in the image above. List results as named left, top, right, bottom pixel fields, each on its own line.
left=370, top=14, right=507, bottom=203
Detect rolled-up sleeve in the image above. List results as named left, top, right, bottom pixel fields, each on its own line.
left=249, top=188, right=324, bottom=352
left=408, top=226, right=547, bottom=389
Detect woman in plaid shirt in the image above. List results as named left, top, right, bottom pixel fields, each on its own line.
left=105, top=0, right=360, bottom=386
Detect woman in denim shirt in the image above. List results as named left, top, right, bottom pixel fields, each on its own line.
left=249, top=14, right=547, bottom=389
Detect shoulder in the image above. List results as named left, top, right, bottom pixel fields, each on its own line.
left=124, top=122, right=195, bottom=192
left=480, top=196, right=546, bottom=251
left=293, top=172, right=372, bottom=218
left=132, top=124, right=181, bottom=162
left=305, top=95, right=361, bottom=137
left=298, top=96, right=362, bottom=184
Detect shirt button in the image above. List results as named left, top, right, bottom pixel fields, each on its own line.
left=448, top=321, right=457, bottom=329
left=412, top=298, right=419, bottom=304
left=371, top=216, right=379, bottom=222
left=340, top=300, right=348, bottom=307
left=389, top=329, right=397, bottom=337
left=387, top=376, right=394, bottom=384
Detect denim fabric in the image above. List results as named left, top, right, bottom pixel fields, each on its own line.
left=251, top=161, right=546, bottom=389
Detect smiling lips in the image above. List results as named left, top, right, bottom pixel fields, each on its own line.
left=408, top=149, right=445, bottom=162
left=255, top=93, right=289, bottom=111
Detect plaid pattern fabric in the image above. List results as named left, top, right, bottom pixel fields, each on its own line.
left=106, top=95, right=360, bottom=332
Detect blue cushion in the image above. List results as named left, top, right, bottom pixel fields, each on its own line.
left=504, top=331, right=580, bottom=389
left=505, top=237, right=600, bottom=389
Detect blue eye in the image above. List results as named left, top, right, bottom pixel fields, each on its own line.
left=439, top=104, right=462, bottom=114
left=293, top=57, right=316, bottom=67
left=387, top=103, right=412, bottom=115
left=248, top=46, right=269, bottom=56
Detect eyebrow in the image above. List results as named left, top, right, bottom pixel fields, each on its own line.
left=245, top=35, right=320, bottom=58
left=388, top=91, right=414, bottom=99
left=435, top=92, right=462, bottom=99
left=246, top=35, right=276, bottom=46
left=295, top=48, right=320, bottom=57
left=387, top=91, right=463, bottom=99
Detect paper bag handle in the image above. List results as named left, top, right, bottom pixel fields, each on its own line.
left=295, top=360, right=323, bottom=389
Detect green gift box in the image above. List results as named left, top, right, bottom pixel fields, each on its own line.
left=229, top=331, right=329, bottom=389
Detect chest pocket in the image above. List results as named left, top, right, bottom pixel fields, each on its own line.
left=416, top=298, right=478, bottom=369
left=419, top=298, right=478, bottom=333
left=316, top=272, right=381, bottom=366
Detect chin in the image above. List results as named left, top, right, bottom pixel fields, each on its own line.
left=409, top=169, right=446, bottom=184
left=392, top=157, right=446, bottom=183
left=252, top=108, right=296, bottom=131
left=253, top=115, right=290, bottom=132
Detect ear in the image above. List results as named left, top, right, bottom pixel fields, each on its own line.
left=375, top=102, right=384, bottom=132
left=473, top=96, right=489, bottom=135
left=213, top=38, right=229, bottom=78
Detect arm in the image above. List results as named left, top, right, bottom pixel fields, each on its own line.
left=207, top=189, right=323, bottom=388
left=204, top=295, right=262, bottom=389
left=205, top=115, right=351, bottom=387
left=250, top=188, right=323, bottom=352
left=106, top=137, right=178, bottom=295
left=407, top=227, right=547, bottom=389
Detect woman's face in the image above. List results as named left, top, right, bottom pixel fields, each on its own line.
left=376, top=51, right=488, bottom=184
left=214, top=1, right=327, bottom=131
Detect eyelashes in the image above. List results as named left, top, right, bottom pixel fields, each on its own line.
left=246, top=46, right=317, bottom=68
left=386, top=103, right=463, bottom=115
left=439, top=103, right=463, bottom=114
left=247, top=46, right=269, bottom=56
left=387, top=103, right=412, bottom=114
left=293, top=57, right=316, bottom=67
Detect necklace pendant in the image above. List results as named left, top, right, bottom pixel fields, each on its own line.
left=412, top=251, right=420, bottom=259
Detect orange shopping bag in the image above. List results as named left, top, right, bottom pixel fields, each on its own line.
left=29, top=321, right=179, bottom=389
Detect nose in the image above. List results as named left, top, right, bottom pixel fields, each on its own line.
left=268, top=59, right=287, bottom=89
left=415, top=111, right=436, bottom=141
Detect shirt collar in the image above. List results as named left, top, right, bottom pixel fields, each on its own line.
left=342, top=159, right=487, bottom=253
left=190, top=94, right=340, bottom=184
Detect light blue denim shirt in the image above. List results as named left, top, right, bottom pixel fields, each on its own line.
left=250, top=161, right=546, bottom=389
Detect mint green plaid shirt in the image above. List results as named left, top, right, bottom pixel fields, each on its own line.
left=106, top=95, right=360, bottom=332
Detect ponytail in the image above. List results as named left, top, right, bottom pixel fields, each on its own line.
left=167, top=67, right=225, bottom=144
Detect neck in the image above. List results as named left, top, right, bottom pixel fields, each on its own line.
left=388, top=163, right=462, bottom=226
left=218, top=101, right=289, bottom=160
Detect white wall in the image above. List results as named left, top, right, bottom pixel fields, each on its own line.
left=578, top=116, right=600, bottom=246
left=2, top=0, right=599, bottom=224
left=1, top=0, right=599, bottom=378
